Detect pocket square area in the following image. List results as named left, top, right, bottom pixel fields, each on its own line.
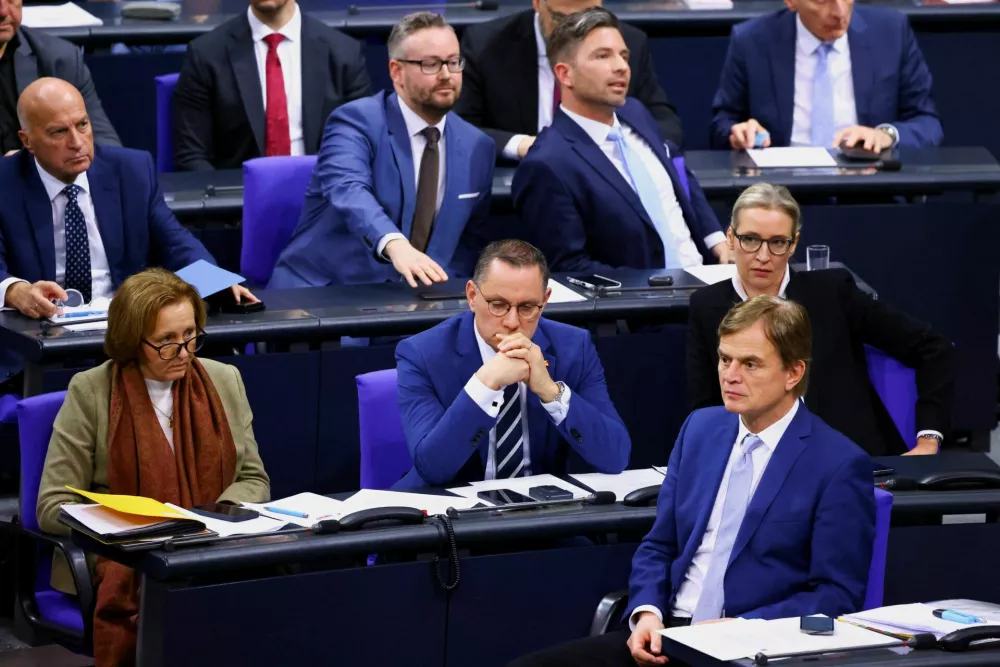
left=458, top=192, right=480, bottom=199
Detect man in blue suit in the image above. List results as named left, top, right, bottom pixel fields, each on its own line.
left=394, top=239, right=630, bottom=489
left=512, top=8, right=729, bottom=273
left=0, top=78, right=253, bottom=323
left=269, top=12, right=495, bottom=289
left=509, top=296, right=874, bottom=667
left=710, top=0, right=942, bottom=151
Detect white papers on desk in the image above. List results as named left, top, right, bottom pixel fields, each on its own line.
left=61, top=503, right=177, bottom=537
left=659, top=616, right=897, bottom=662
left=448, top=474, right=590, bottom=505
left=168, top=504, right=288, bottom=537
left=64, top=320, right=108, bottom=332
left=684, top=264, right=737, bottom=286
left=21, top=3, right=103, bottom=27
left=569, top=468, right=665, bottom=501
left=242, top=492, right=343, bottom=528
left=930, top=600, right=1000, bottom=622
left=337, top=489, right=479, bottom=517
left=748, top=147, right=837, bottom=169
left=547, top=279, right=587, bottom=303
left=847, top=603, right=1000, bottom=638
left=48, top=298, right=111, bottom=326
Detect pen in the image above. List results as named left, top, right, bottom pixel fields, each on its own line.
left=933, top=609, right=984, bottom=624
left=263, top=506, right=309, bottom=519
left=58, top=311, right=105, bottom=319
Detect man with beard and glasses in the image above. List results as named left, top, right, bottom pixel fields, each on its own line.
left=173, top=0, right=371, bottom=171
left=269, top=11, right=495, bottom=288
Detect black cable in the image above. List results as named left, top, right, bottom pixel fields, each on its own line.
left=431, top=514, right=460, bottom=591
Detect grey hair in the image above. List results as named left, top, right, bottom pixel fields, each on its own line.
left=545, top=7, right=620, bottom=70
left=730, top=183, right=802, bottom=235
left=387, top=12, right=453, bottom=60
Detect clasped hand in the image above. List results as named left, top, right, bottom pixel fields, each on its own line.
left=475, top=332, right=560, bottom=403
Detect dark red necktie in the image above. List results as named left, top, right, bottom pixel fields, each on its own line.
left=263, top=33, right=291, bottom=157
left=552, top=79, right=562, bottom=118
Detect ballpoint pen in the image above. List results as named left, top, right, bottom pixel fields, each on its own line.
left=264, top=506, right=309, bottom=519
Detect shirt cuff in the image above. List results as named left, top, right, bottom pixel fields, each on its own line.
left=376, top=233, right=407, bottom=260
left=629, top=605, right=664, bottom=631
left=0, top=277, right=28, bottom=309
left=916, top=430, right=944, bottom=442
left=503, top=134, right=530, bottom=161
left=703, top=231, right=726, bottom=252
left=539, top=383, right=571, bottom=425
left=464, top=374, right=505, bottom=418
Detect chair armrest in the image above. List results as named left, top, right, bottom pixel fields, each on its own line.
left=589, top=589, right=630, bottom=637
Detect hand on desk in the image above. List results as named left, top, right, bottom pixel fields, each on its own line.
left=230, top=285, right=259, bottom=304
left=497, top=332, right=560, bottom=403
left=385, top=239, right=449, bottom=288
left=6, top=280, right=65, bottom=319
left=729, top=119, right=770, bottom=150
left=628, top=612, right=669, bottom=665
left=903, top=436, right=941, bottom=456
left=833, top=126, right=894, bottom=153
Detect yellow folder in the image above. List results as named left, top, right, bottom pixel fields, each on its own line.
left=66, top=486, right=188, bottom=520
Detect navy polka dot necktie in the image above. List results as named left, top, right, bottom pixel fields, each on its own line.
left=62, top=184, right=92, bottom=303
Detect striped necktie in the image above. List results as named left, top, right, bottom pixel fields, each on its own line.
left=495, top=383, right=525, bottom=478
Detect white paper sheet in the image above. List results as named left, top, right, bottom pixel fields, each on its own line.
left=652, top=465, right=668, bottom=475
left=685, top=264, right=737, bottom=286
left=569, top=468, right=666, bottom=501
left=64, top=320, right=108, bottom=332
left=336, top=489, right=479, bottom=517
left=168, top=504, right=288, bottom=537
left=243, top=492, right=343, bottom=528
left=847, top=603, right=1000, bottom=638
left=61, top=503, right=169, bottom=536
left=21, top=3, right=103, bottom=28
left=448, top=474, right=590, bottom=505
left=748, top=147, right=837, bottom=168
left=547, top=279, right=587, bottom=303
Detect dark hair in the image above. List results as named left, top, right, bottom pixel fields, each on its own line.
left=473, top=239, right=550, bottom=289
left=545, top=7, right=621, bottom=70
left=718, top=295, right=812, bottom=398
left=387, top=11, right=452, bottom=60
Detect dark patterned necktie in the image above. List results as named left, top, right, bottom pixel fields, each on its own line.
left=495, top=383, right=525, bottom=478
left=62, top=184, right=92, bottom=303
left=410, top=126, right=440, bottom=252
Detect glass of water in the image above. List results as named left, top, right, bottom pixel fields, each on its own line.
left=806, top=245, right=830, bottom=271
left=54, top=288, right=85, bottom=309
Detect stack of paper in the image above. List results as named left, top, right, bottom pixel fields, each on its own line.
left=448, top=474, right=590, bottom=506
left=547, top=279, right=587, bottom=304
left=21, top=3, right=103, bottom=28
left=748, top=147, right=838, bottom=168
left=846, top=603, right=1000, bottom=638
left=169, top=504, right=286, bottom=537
left=59, top=487, right=206, bottom=543
left=569, top=468, right=665, bottom=501
left=337, top=489, right=479, bottom=516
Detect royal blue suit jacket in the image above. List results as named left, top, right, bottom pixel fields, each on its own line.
left=628, top=405, right=874, bottom=621
left=0, top=146, right=213, bottom=289
left=512, top=99, right=723, bottom=273
left=269, top=91, right=495, bottom=288
left=710, top=7, right=942, bottom=149
left=394, top=311, right=631, bottom=489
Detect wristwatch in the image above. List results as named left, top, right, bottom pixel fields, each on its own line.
left=918, top=433, right=943, bottom=446
left=551, top=381, right=567, bottom=404
left=875, top=124, right=898, bottom=148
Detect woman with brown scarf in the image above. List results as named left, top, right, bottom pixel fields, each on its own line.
left=36, top=268, right=271, bottom=666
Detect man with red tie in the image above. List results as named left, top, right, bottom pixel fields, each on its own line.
left=173, top=0, right=372, bottom=171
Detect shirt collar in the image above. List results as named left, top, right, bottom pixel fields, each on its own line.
left=247, top=4, right=301, bottom=44
left=795, top=14, right=848, bottom=55
left=34, top=159, right=89, bottom=202
left=472, top=320, right=498, bottom=363
left=560, top=105, right=621, bottom=146
left=736, top=398, right=800, bottom=454
left=732, top=265, right=790, bottom=302
left=533, top=12, right=547, bottom=60
left=397, top=95, right=447, bottom=140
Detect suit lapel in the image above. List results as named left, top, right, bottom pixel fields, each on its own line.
left=771, top=13, right=797, bottom=146
left=425, top=117, right=466, bottom=259
left=13, top=32, right=39, bottom=96
left=299, top=17, right=327, bottom=155
left=515, top=11, right=542, bottom=133
left=85, top=154, right=124, bottom=287
left=683, top=417, right=741, bottom=567
left=847, top=15, right=874, bottom=128
left=229, top=17, right=266, bottom=155
left=728, top=404, right=811, bottom=566
left=21, top=155, right=56, bottom=281
left=386, top=93, right=417, bottom=236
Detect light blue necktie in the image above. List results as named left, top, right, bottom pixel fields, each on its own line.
left=691, top=433, right=764, bottom=622
left=811, top=42, right=835, bottom=148
left=606, top=126, right=682, bottom=269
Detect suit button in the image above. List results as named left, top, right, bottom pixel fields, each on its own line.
left=571, top=428, right=582, bottom=443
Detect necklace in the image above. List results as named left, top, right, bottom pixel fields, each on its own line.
left=151, top=402, right=173, bottom=429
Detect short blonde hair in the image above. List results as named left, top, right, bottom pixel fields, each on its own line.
left=718, top=295, right=812, bottom=398
left=104, top=268, right=206, bottom=364
left=730, top=183, right=801, bottom=236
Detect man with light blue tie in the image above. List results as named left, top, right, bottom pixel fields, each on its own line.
left=508, top=296, right=875, bottom=667
left=512, top=8, right=730, bottom=273
left=711, top=0, right=942, bottom=152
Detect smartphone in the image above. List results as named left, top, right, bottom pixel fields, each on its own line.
left=566, top=274, right=623, bottom=292
left=800, top=616, right=835, bottom=635
left=647, top=275, right=674, bottom=287
left=528, top=485, right=574, bottom=502
left=221, top=300, right=266, bottom=314
left=189, top=503, right=260, bottom=523
left=477, top=489, right=536, bottom=506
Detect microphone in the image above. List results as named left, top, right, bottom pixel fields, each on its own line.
left=347, top=0, right=498, bottom=15
left=587, top=491, right=617, bottom=506
left=877, top=477, right=918, bottom=491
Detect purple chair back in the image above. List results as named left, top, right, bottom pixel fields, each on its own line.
left=356, top=369, right=412, bottom=490
left=241, top=156, right=318, bottom=286
left=864, top=487, right=893, bottom=610
left=18, top=392, right=67, bottom=534
left=671, top=156, right=691, bottom=199
left=154, top=73, right=179, bottom=173
left=864, top=345, right=917, bottom=449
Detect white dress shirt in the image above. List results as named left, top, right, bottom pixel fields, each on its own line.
left=560, top=107, right=726, bottom=267
left=375, top=97, right=449, bottom=258
left=247, top=5, right=305, bottom=157
left=145, top=378, right=175, bottom=452
left=462, top=324, right=571, bottom=479
left=0, top=161, right=114, bottom=307
left=502, top=13, right=554, bottom=160
left=630, top=400, right=800, bottom=628
left=790, top=16, right=857, bottom=147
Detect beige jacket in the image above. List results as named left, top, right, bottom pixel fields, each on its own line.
left=36, top=358, right=271, bottom=593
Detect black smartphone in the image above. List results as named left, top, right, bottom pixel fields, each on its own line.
left=419, top=291, right=465, bottom=301
left=189, top=503, right=260, bottom=523
left=566, top=274, right=622, bottom=291
left=648, top=275, right=674, bottom=287
left=800, top=616, right=835, bottom=635
left=477, top=489, right=536, bottom=506
left=528, top=485, right=574, bottom=502
left=221, top=300, right=266, bottom=314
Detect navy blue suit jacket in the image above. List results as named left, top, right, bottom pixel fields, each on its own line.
left=269, top=91, right=495, bottom=288
left=710, top=7, right=943, bottom=149
left=512, top=99, right=723, bottom=273
left=0, top=146, right=213, bottom=289
left=628, top=405, right=874, bottom=620
left=394, top=311, right=631, bottom=489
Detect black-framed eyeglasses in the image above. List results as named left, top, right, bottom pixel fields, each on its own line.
left=142, top=332, right=207, bottom=360
left=396, top=57, right=466, bottom=75
left=734, top=233, right=795, bottom=256
left=474, top=284, right=543, bottom=321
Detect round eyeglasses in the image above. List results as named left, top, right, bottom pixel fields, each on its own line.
left=142, top=332, right=207, bottom=360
